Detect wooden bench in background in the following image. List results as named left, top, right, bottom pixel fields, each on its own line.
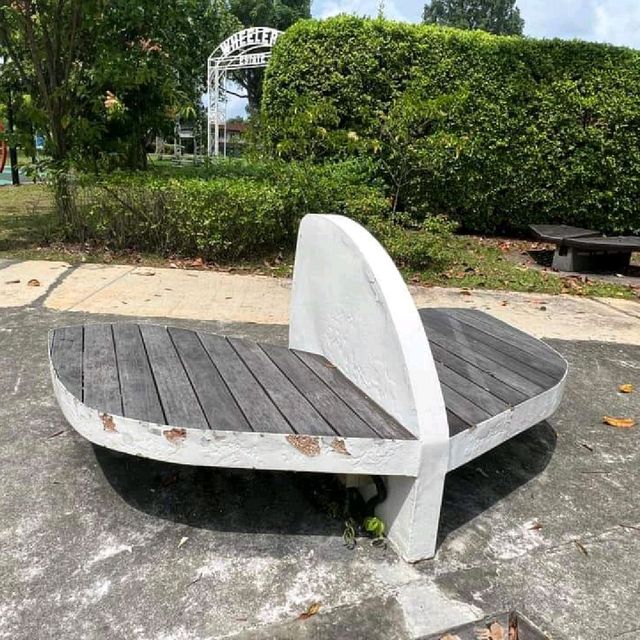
left=531, top=224, right=640, bottom=272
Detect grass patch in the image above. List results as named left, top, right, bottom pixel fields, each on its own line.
left=412, top=236, right=637, bottom=299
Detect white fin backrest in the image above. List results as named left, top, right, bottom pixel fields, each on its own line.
left=289, top=214, right=448, bottom=444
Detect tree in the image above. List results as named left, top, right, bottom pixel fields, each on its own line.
left=422, top=0, right=524, bottom=35
left=227, top=0, right=311, bottom=112
left=0, top=0, right=232, bottom=173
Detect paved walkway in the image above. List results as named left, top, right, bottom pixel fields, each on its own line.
left=2, top=259, right=640, bottom=343
left=1, top=259, right=640, bottom=639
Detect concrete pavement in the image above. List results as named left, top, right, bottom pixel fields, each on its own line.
left=1, top=259, right=639, bottom=343
left=1, top=259, right=640, bottom=639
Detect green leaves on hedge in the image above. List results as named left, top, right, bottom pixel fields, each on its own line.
left=262, top=16, right=640, bottom=234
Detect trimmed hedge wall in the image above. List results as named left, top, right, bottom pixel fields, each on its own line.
left=262, top=17, right=640, bottom=234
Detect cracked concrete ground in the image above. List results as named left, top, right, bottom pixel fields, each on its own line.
left=1, top=261, right=640, bottom=639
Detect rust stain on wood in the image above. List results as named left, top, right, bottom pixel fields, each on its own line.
left=101, top=414, right=117, bottom=433
left=286, top=435, right=320, bottom=457
left=330, top=438, right=350, bottom=456
left=164, top=428, right=187, bottom=444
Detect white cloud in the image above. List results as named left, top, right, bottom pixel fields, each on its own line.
left=312, top=0, right=640, bottom=49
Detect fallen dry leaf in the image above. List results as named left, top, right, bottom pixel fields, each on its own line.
left=574, top=540, right=589, bottom=556
left=529, top=520, right=543, bottom=531
left=603, top=416, right=636, bottom=429
left=27, top=279, right=40, bottom=287
left=619, top=384, right=634, bottom=394
left=460, top=290, right=472, bottom=296
left=298, top=602, right=321, bottom=620
left=476, top=622, right=505, bottom=640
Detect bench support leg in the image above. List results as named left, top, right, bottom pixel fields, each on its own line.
left=377, top=445, right=448, bottom=563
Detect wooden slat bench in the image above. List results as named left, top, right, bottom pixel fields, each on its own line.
left=50, top=214, right=567, bottom=562
left=531, top=224, right=640, bottom=272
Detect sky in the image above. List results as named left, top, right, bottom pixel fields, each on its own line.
left=225, top=0, right=640, bottom=117
left=315, top=0, right=640, bottom=48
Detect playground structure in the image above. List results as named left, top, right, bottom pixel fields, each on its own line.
left=0, top=122, right=7, bottom=173
left=206, top=27, right=282, bottom=157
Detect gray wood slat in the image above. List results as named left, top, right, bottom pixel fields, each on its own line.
left=169, top=328, right=251, bottom=432
left=436, top=363, right=509, bottom=417
left=426, top=309, right=560, bottom=384
left=425, top=328, right=543, bottom=398
left=446, top=410, right=469, bottom=437
left=199, top=333, right=292, bottom=434
left=421, top=310, right=557, bottom=389
left=449, top=309, right=566, bottom=376
left=294, top=350, right=415, bottom=440
left=441, top=383, right=492, bottom=426
left=429, top=342, right=527, bottom=406
left=260, top=343, right=377, bottom=438
left=140, top=325, right=208, bottom=430
left=229, top=338, right=336, bottom=436
left=83, top=324, right=122, bottom=416
left=112, top=324, right=165, bottom=425
left=51, top=325, right=83, bottom=400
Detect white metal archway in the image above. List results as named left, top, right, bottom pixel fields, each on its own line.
left=207, top=27, right=282, bottom=157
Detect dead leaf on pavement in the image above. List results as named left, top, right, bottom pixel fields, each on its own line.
left=619, top=384, right=634, bottom=394
left=27, top=279, right=40, bottom=286
left=528, top=520, right=543, bottom=531
left=298, top=602, right=321, bottom=620
left=460, top=290, right=472, bottom=296
left=574, top=540, right=589, bottom=556
left=603, top=416, right=636, bottom=429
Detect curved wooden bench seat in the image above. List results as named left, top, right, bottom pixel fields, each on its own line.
left=49, top=214, right=568, bottom=563
left=419, top=308, right=566, bottom=470
left=49, top=324, right=419, bottom=477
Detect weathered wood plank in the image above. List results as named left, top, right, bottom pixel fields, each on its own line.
left=421, top=310, right=557, bottom=389
left=294, top=350, right=415, bottom=440
left=51, top=325, right=83, bottom=400
left=169, top=328, right=251, bottom=432
left=429, top=342, right=527, bottom=406
left=112, top=324, right=164, bottom=425
left=426, top=309, right=560, bottom=384
left=83, top=324, right=122, bottom=416
left=199, top=333, right=293, bottom=434
left=446, top=410, right=469, bottom=437
left=425, top=328, right=543, bottom=398
left=140, top=325, right=208, bottom=430
left=436, top=363, right=509, bottom=417
left=440, top=382, right=492, bottom=427
left=229, top=338, right=336, bottom=436
left=448, top=309, right=566, bottom=376
left=260, top=342, right=377, bottom=438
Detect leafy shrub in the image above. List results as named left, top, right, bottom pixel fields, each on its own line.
left=262, top=17, right=640, bottom=234
left=66, top=158, right=455, bottom=270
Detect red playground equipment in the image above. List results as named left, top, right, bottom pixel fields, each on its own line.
left=0, top=122, right=7, bottom=173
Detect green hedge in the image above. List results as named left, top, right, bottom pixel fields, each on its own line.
left=262, top=17, right=640, bottom=234
left=65, top=160, right=455, bottom=269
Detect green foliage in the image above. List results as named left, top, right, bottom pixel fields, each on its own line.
left=422, top=0, right=524, bottom=35
left=227, top=0, right=312, bottom=111
left=262, top=17, right=640, bottom=234
left=65, top=158, right=454, bottom=270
